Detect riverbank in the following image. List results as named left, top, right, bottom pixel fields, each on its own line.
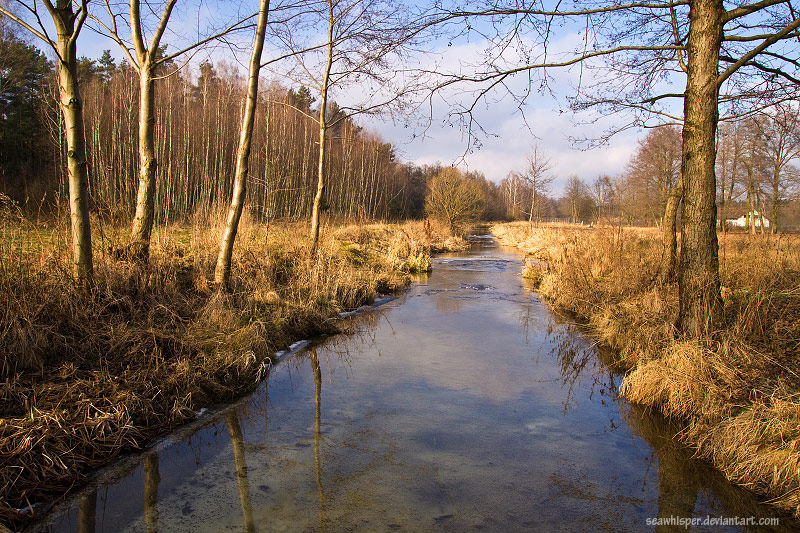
left=492, top=221, right=800, bottom=518
left=0, top=205, right=466, bottom=530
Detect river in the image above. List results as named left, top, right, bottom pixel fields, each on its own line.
left=34, top=235, right=793, bottom=532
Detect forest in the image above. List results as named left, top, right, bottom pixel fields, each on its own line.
left=1, top=0, right=800, bottom=528
left=3, top=36, right=798, bottom=234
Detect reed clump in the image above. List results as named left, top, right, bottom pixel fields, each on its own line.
left=0, top=202, right=457, bottom=529
left=492, top=221, right=800, bottom=517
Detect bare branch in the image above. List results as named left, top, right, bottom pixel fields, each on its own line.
left=718, top=15, right=800, bottom=86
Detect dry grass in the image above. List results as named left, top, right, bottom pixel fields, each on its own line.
left=493, top=221, right=800, bottom=517
left=0, top=202, right=458, bottom=530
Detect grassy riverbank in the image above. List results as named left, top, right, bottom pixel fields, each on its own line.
left=0, top=202, right=466, bottom=529
left=492, top=221, right=800, bottom=518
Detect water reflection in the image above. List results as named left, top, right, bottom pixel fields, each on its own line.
left=143, top=453, right=159, bottom=533
left=226, top=412, right=255, bottom=533
left=77, top=491, right=95, bottom=533
left=552, top=314, right=797, bottom=531
left=311, top=349, right=326, bottom=532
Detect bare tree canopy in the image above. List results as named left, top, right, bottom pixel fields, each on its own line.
left=265, top=0, right=434, bottom=249
left=523, top=143, right=554, bottom=223
left=425, top=166, right=486, bottom=233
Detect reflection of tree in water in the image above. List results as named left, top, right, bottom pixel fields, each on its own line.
left=545, top=315, right=620, bottom=415
left=77, top=489, right=96, bottom=533
left=622, top=403, right=799, bottom=533
left=515, top=293, right=542, bottom=356
left=144, top=452, right=160, bottom=533
left=311, top=349, right=326, bottom=532
left=291, top=346, right=440, bottom=530
left=226, top=412, right=255, bottom=533
left=539, top=312, right=797, bottom=531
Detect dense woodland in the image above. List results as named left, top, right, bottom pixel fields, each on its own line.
left=1, top=44, right=430, bottom=222
left=3, top=36, right=798, bottom=232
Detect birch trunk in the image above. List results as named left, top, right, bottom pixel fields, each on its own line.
left=128, top=0, right=177, bottom=260
left=50, top=0, right=94, bottom=285
left=310, top=0, right=335, bottom=251
left=130, top=65, right=157, bottom=258
left=214, top=0, right=270, bottom=286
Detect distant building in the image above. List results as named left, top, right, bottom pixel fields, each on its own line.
left=722, top=209, right=770, bottom=229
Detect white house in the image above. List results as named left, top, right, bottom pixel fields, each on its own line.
left=725, top=210, right=770, bottom=229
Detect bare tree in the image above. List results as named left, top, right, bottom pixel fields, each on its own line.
left=214, top=0, right=270, bottom=287
left=427, top=0, right=800, bottom=336
left=89, top=0, right=251, bottom=260
left=425, top=167, right=485, bottom=234
left=751, top=104, right=800, bottom=233
left=268, top=0, right=429, bottom=251
left=623, top=125, right=682, bottom=281
left=499, top=171, right=526, bottom=220
left=1, top=0, right=94, bottom=284
left=562, top=175, right=591, bottom=223
left=716, top=121, right=744, bottom=234
left=523, top=143, right=554, bottom=224
left=739, top=117, right=770, bottom=234
left=625, top=126, right=682, bottom=227
left=590, top=175, right=614, bottom=222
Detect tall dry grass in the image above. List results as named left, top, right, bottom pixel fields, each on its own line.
left=0, top=201, right=456, bottom=529
left=492, top=221, right=800, bottom=517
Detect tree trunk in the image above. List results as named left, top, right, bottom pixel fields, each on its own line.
left=658, top=173, right=683, bottom=283
left=130, top=65, right=156, bottom=260
left=54, top=7, right=94, bottom=285
left=677, top=0, right=723, bottom=336
left=310, top=0, right=335, bottom=252
left=772, top=173, right=780, bottom=234
left=127, top=0, right=177, bottom=261
left=214, top=0, right=270, bottom=286
left=528, top=187, right=536, bottom=224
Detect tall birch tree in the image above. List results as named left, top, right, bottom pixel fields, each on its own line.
left=214, top=0, right=270, bottom=286
left=90, top=0, right=251, bottom=260
left=0, top=0, right=94, bottom=284
left=269, top=0, right=428, bottom=251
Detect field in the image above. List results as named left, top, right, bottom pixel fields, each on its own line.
left=492, top=221, right=800, bottom=518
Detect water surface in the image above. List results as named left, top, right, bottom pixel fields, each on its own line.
left=36, top=236, right=793, bottom=532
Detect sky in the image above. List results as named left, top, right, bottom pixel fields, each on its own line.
left=372, top=69, right=641, bottom=194
left=365, top=31, right=645, bottom=194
